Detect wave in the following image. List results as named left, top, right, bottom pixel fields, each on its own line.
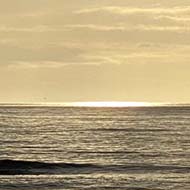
left=0, top=159, right=99, bottom=175
left=1, top=159, right=190, bottom=175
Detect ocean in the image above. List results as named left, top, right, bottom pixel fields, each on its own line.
left=0, top=105, right=190, bottom=189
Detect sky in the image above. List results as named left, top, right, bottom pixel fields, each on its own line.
left=0, top=0, right=190, bottom=103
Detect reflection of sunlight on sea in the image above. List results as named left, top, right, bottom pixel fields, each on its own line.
left=63, top=101, right=164, bottom=107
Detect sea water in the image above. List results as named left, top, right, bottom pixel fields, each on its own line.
left=0, top=105, right=190, bottom=189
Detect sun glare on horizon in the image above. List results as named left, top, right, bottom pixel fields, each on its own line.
left=68, top=102, right=156, bottom=107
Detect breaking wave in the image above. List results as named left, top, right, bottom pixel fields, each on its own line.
left=0, top=159, right=99, bottom=175
left=1, top=159, right=190, bottom=175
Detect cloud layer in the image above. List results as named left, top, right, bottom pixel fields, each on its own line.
left=1, top=2, right=190, bottom=69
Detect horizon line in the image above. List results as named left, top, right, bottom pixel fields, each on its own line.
left=0, top=101, right=190, bottom=107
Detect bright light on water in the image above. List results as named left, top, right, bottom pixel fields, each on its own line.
left=67, top=101, right=159, bottom=107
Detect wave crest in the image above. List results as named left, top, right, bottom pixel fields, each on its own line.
left=0, top=159, right=98, bottom=175
left=1, top=159, right=190, bottom=175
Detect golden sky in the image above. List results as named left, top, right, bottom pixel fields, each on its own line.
left=0, top=0, right=190, bottom=103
